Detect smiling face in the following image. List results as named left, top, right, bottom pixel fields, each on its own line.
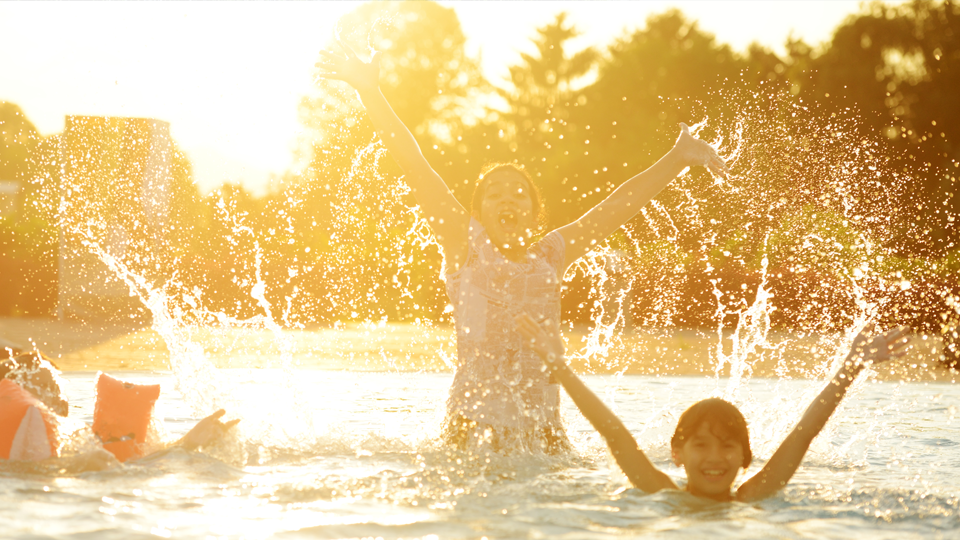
left=672, top=421, right=745, bottom=500
left=475, top=169, right=539, bottom=259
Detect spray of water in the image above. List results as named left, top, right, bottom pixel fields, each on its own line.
left=50, top=81, right=953, bottom=476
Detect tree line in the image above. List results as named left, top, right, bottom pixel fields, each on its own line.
left=1, top=0, right=957, bottom=335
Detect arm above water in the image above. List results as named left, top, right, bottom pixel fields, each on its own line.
left=315, top=39, right=470, bottom=270
left=554, top=124, right=728, bottom=271
left=516, top=313, right=677, bottom=494
left=736, top=326, right=912, bottom=502
left=15, top=411, right=239, bottom=472
left=173, top=409, right=240, bottom=452
left=137, top=409, right=240, bottom=462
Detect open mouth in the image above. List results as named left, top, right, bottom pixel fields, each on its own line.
left=498, top=210, right=518, bottom=232
left=701, top=469, right=728, bottom=479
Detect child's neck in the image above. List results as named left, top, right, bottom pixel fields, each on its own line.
left=686, top=486, right=735, bottom=502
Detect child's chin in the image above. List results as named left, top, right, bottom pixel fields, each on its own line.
left=691, top=480, right=735, bottom=496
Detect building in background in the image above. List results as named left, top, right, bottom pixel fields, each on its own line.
left=57, top=116, right=174, bottom=322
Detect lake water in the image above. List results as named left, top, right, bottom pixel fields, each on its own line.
left=1, top=369, right=958, bottom=539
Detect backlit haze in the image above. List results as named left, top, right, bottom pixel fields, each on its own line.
left=1, top=1, right=870, bottom=195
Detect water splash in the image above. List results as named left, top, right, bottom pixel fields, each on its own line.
left=49, top=84, right=953, bottom=474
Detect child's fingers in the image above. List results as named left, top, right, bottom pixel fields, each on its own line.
left=314, top=62, right=339, bottom=71
left=318, top=49, right=346, bottom=62
left=713, top=156, right=730, bottom=175
left=523, top=323, right=544, bottom=344
left=515, top=313, right=532, bottom=331
left=883, top=328, right=910, bottom=348
left=517, top=316, right=552, bottom=353
left=708, top=162, right=727, bottom=178
left=889, top=336, right=913, bottom=356
left=224, top=419, right=241, bottom=429
left=889, top=343, right=912, bottom=360
left=516, top=314, right=537, bottom=338
left=518, top=313, right=543, bottom=333
left=517, top=322, right=534, bottom=340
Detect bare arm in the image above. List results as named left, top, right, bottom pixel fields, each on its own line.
left=173, top=409, right=240, bottom=452
left=737, top=327, right=912, bottom=502
left=555, top=124, right=728, bottom=271
left=517, top=314, right=677, bottom=493
left=316, top=40, right=470, bottom=269
left=134, top=409, right=240, bottom=464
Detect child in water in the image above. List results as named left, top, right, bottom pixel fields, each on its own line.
left=516, top=313, right=912, bottom=501
left=315, top=37, right=728, bottom=451
left=1, top=347, right=238, bottom=472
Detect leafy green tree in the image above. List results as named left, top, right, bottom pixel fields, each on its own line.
left=0, top=106, right=51, bottom=315
left=496, top=13, right=597, bottom=165
left=804, top=0, right=959, bottom=253
left=566, top=10, right=744, bottom=238
left=294, top=0, right=483, bottom=323
left=470, top=13, right=600, bottom=231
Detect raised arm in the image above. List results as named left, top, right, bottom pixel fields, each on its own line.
left=517, top=313, right=677, bottom=493
left=555, top=124, right=728, bottom=270
left=737, top=326, right=912, bottom=502
left=315, top=39, right=470, bottom=269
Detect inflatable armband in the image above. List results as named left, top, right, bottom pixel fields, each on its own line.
left=0, top=379, right=59, bottom=460
left=92, top=373, right=160, bottom=462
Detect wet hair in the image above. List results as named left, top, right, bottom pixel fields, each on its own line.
left=0, top=351, right=69, bottom=417
left=470, top=162, right=545, bottom=229
left=671, top=398, right=752, bottom=468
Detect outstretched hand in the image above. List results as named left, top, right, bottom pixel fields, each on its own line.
left=674, top=123, right=729, bottom=177
left=848, top=325, right=912, bottom=366
left=516, top=313, right=566, bottom=369
left=315, top=36, right=381, bottom=93
left=178, top=409, right=240, bottom=452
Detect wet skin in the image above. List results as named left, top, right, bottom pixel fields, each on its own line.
left=672, top=421, right=746, bottom=501
left=477, top=171, right=537, bottom=262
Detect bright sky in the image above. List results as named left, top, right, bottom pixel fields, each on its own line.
left=0, top=1, right=871, bottom=195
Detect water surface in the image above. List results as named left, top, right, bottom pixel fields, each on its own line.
left=2, top=371, right=957, bottom=539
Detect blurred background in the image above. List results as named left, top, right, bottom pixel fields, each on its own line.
left=0, top=1, right=956, bottom=347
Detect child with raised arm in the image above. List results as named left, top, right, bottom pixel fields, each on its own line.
left=516, top=313, right=912, bottom=501
left=315, top=38, right=728, bottom=452
left=1, top=349, right=239, bottom=473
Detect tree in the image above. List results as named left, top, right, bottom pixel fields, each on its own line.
left=293, top=0, right=484, bottom=323
left=496, top=13, right=597, bottom=166
left=568, top=10, right=745, bottom=237
left=805, top=0, right=960, bottom=253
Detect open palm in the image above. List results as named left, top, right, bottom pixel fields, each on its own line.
left=315, top=37, right=381, bottom=93
left=674, top=123, right=729, bottom=177
left=850, top=325, right=911, bottom=365
left=179, top=409, right=240, bottom=451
